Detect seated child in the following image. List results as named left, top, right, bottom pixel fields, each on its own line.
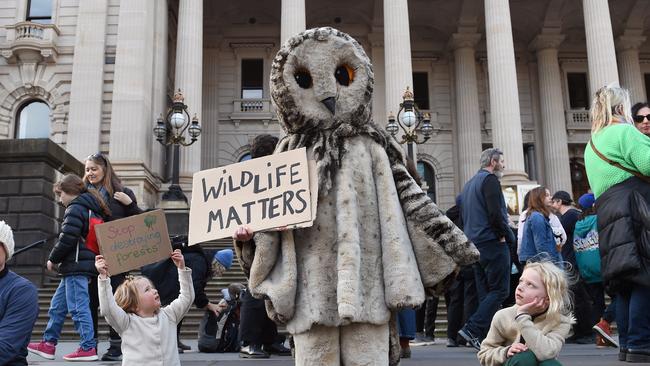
left=478, top=261, right=574, bottom=366
left=95, top=250, right=194, bottom=366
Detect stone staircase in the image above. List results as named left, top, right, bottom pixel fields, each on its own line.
left=31, top=239, right=245, bottom=341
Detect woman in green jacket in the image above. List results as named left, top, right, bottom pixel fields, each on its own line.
left=584, top=84, right=650, bottom=363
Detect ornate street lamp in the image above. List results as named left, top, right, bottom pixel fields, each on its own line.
left=153, top=89, right=201, bottom=202
left=386, top=87, right=433, bottom=160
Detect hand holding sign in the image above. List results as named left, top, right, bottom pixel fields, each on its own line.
left=232, top=225, right=254, bottom=242
left=95, top=255, right=109, bottom=279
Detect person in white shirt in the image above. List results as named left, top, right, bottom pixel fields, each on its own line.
left=95, top=250, right=194, bottom=366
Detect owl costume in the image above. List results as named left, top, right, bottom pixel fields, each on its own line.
left=236, top=27, right=479, bottom=365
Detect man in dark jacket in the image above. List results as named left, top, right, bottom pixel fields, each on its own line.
left=597, top=177, right=650, bottom=362
left=0, top=220, right=39, bottom=366
left=457, top=148, right=516, bottom=350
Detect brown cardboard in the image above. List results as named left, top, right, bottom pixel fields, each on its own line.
left=189, top=147, right=314, bottom=245
left=95, top=209, right=173, bottom=275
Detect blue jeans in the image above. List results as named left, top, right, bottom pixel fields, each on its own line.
left=397, top=308, right=417, bottom=339
left=615, top=284, right=650, bottom=349
left=464, top=240, right=510, bottom=339
left=43, top=275, right=96, bottom=350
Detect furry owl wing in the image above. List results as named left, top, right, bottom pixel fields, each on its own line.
left=382, top=135, right=480, bottom=294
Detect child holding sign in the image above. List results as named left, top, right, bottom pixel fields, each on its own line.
left=28, top=174, right=111, bottom=361
left=95, top=250, right=195, bottom=365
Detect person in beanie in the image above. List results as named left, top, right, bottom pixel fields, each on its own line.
left=141, top=242, right=233, bottom=352
left=0, top=220, right=39, bottom=365
left=573, top=193, right=619, bottom=349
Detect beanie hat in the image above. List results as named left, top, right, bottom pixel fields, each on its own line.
left=578, top=193, right=596, bottom=210
left=213, top=249, right=233, bottom=270
left=0, top=221, right=15, bottom=260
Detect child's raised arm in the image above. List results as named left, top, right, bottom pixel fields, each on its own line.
left=162, top=249, right=195, bottom=323
left=96, top=255, right=130, bottom=333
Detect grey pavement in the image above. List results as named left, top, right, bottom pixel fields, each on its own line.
left=27, top=339, right=626, bottom=365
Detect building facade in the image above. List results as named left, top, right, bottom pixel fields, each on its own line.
left=1, top=0, right=649, bottom=211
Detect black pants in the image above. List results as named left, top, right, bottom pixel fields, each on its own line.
left=571, top=277, right=597, bottom=337
left=415, top=297, right=438, bottom=337
left=89, top=273, right=126, bottom=349
left=445, top=265, right=478, bottom=340
left=239, top=288, right=277, bottom=345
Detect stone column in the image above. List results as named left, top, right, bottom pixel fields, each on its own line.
left=175, top=0, right=203, bottom=181
left=617, top=35, right=647, bottom=103
left=281, top=0, right=306, bottom=44
left=65, top=0, right=108, bottom=160
left=107, top=0, right=159, bottom=209
left=450, top=33, right=482, bottom=185
left=384, top=0, right=414, bottom=116
left=109, top=0, right=155, bottom=164
left=531, top=34, right=572, bottom=193
left=583, top=0, right=619, bottom=96
left=484, top=0, right=527, bottom=181
left=369, top=31, right=386, bottom=127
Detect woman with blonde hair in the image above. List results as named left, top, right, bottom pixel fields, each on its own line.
left=584, top=84, right=650, bottom=362
left=478, top=261, right=574, bottom=366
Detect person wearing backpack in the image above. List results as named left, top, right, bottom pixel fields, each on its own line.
left=27, top=174, right=110, bottom=361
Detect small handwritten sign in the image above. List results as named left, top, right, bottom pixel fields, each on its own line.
left=95, top=209, right=173, bottom=274
left=189, top=148, right=314, bottom=245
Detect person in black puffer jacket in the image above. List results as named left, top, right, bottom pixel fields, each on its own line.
left=83, top=152, right=143, bottom=361
left=596, top=176, right=650, bottom=362
left=27, top=174, right=110, bottom=361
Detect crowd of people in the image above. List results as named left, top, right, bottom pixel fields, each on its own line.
left=1, top=84, right=650, bottom=365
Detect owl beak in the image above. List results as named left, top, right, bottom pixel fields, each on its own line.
left=321, top=97, right=336, bottom=115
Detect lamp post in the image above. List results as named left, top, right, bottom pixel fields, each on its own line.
left=153, top=89, right=202, bottom=202
left=386, top=87, right=434, bottom=161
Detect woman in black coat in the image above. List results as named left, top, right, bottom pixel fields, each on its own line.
left=83, top=152, right=142, bottom=361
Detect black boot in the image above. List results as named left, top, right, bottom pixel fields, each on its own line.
left=263, top=342, right=291, bottom=356
left=240, top=344, right=270, bottom=359
left=101, top=345, right=122, bottom=361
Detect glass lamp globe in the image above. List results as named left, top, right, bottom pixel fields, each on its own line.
left=188, top=121, right=202, bottom=138
left=400, top=111, right=417, bottom=127
left=170, top=112, right=186, bottom=129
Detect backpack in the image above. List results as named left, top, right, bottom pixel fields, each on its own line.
left=216, top=302, right=240, bottom=352
left=85, top=209, right=104, bottom=255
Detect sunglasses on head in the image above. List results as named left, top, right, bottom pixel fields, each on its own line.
left=87, top=152, right=107, bottom=163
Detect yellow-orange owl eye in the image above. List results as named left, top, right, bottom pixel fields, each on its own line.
left=335, top=65, right=355, bottom=86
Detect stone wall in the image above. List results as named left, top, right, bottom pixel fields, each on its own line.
left=0, top=138, right=83, bottom=286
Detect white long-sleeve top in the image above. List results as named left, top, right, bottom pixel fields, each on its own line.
left=98, top=268, right=195, bottom=366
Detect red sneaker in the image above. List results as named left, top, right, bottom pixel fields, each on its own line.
left=593, top=319, right=619, bottom=348
left=62, top=347, right=98, bottom=361
left=27, top=340, right=56, bottom=360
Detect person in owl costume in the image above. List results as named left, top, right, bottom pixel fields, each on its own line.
left=235, top=27, right=479, bottom=365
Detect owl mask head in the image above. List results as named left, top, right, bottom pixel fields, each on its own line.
left=270, top=27, right=374, bottom=133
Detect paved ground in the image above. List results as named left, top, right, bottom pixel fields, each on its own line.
left=27, top=340, right=625, bottom=365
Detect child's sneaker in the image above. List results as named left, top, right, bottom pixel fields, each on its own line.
left=62, top=347, right=98, bottom=361
left=27, top=341, right=56, bottom=360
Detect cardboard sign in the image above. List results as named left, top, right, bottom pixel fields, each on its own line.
left=189, top=147, right=314, bottom=245
left=95, top=209, right=173, bottom=275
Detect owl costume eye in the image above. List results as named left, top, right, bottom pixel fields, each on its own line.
left=335, top=64, right=354, bottom=86
left=294, top=69, right=312, bottom=89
